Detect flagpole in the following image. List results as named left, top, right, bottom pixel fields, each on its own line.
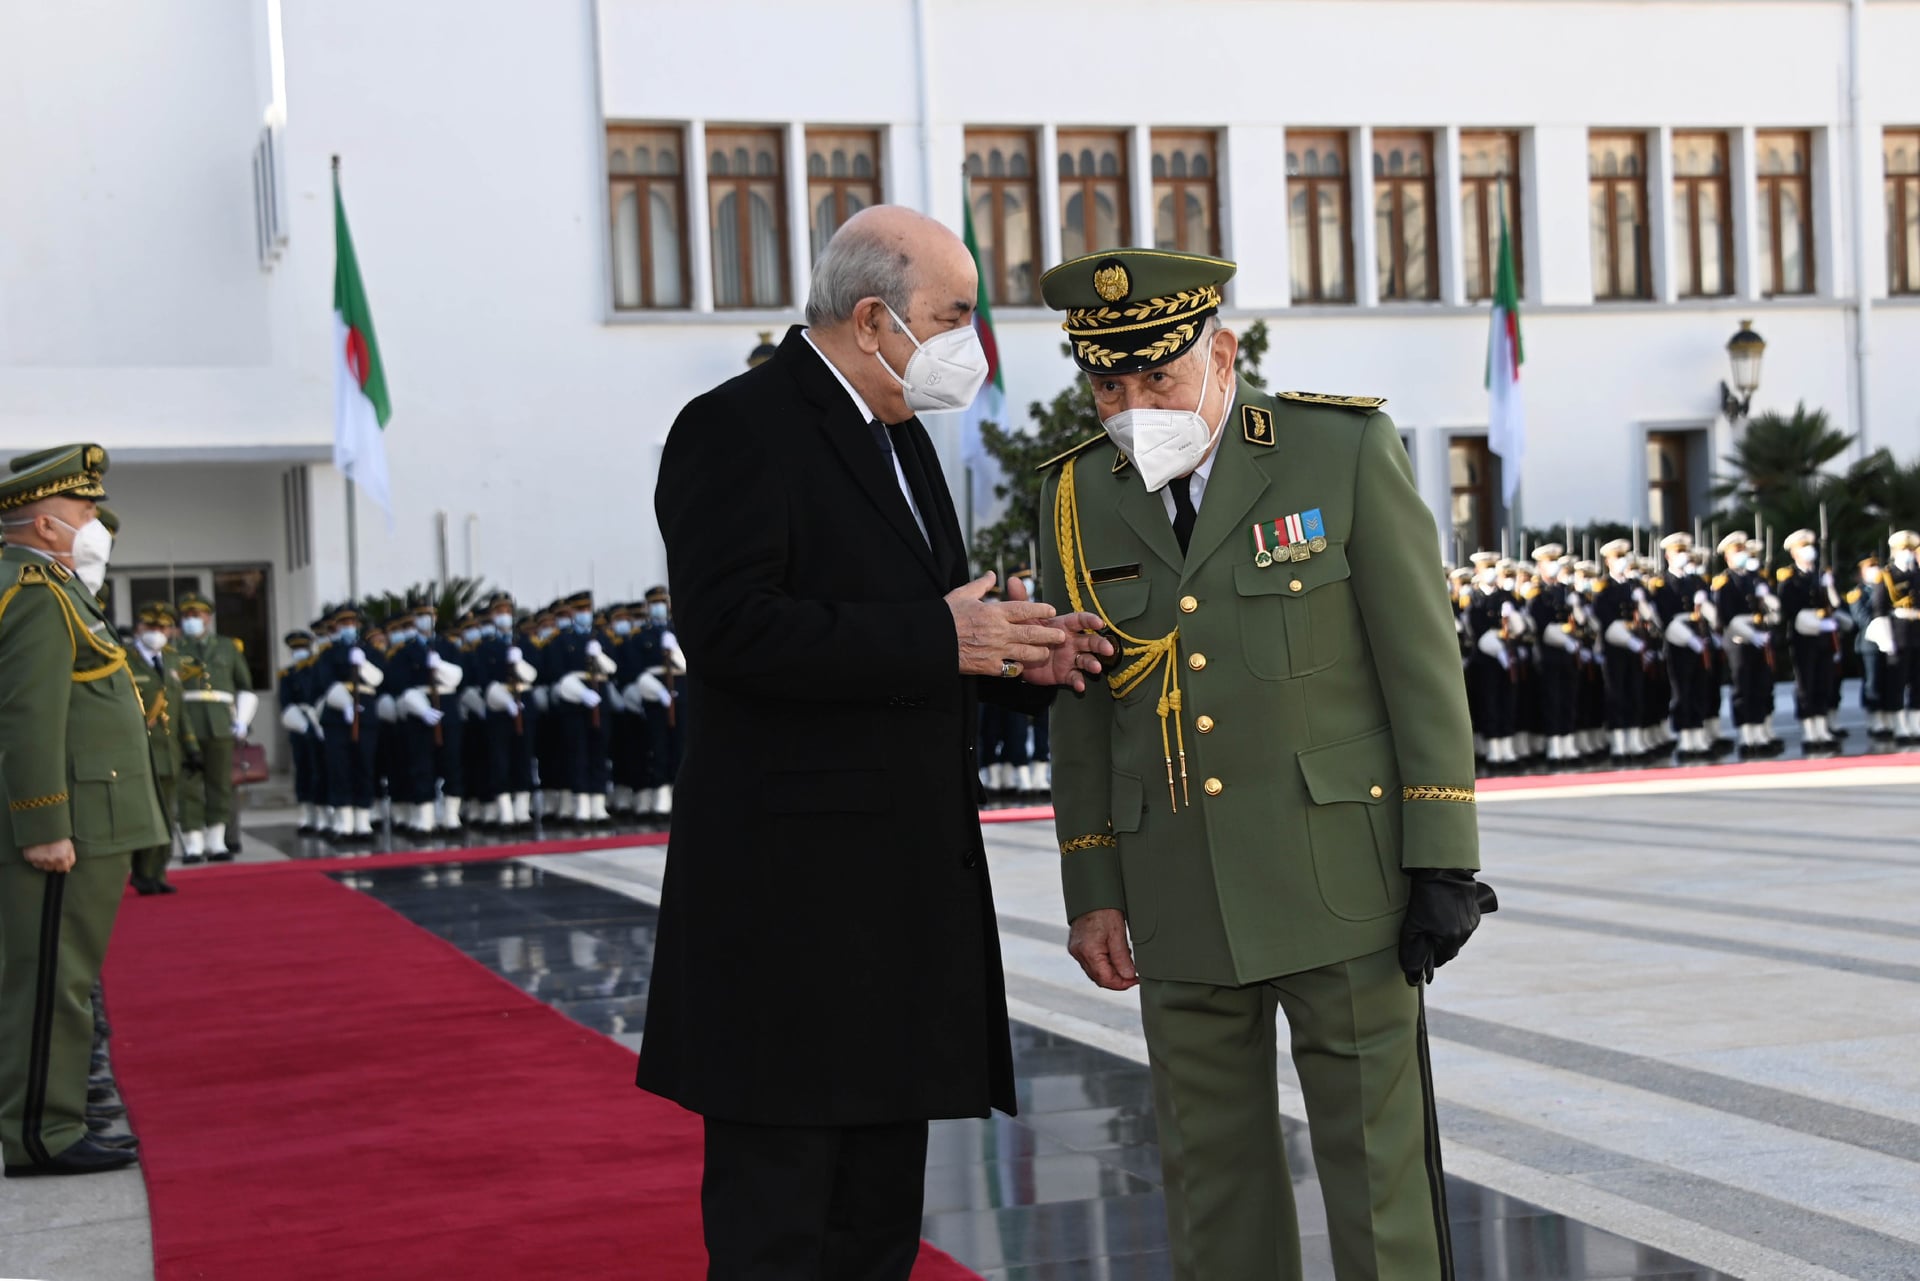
left=346, top=476, right=360, bottom=601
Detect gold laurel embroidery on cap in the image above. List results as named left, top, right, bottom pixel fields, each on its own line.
left=0, top=473, right=102, bottom=513
left=1093, top=264, right=1130, bottom=302
left=1062, top=285, right=1222, bottom=337
left=1402, top=785, right=1476, bottom=804
left=1060, top=834, right=1119, bottom=854
left=9, top=792, right=69, bottom=812
left=1074, top=338, right=1127, bottom=369
left=1277, top=391, right=1388, bottom=409
left=1132, top=320, right=1198, bottom=364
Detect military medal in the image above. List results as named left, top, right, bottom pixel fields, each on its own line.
left=1302, top=507, right=1329, bottom=554
left=1281, top=512, right=1311, bottom=562
left=1250, top=521, right=1274, bottom=568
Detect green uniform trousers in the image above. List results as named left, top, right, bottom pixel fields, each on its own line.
left=132, top=776, right=178, bottom=884
left=1139, top=946, right=1452, bottom=1281
left=0, top=854, right=130, bottom=1167
left=175, top=705, right=232, bottom=831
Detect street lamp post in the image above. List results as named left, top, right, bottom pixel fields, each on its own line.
left=1720, top=320, right=1766, bottom=421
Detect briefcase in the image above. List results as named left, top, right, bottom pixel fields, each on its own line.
left=232, top=741, right=270, bottom=786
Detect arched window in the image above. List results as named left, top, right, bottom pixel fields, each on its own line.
left=1058, top=130, right=1131, bottom=263
left=806, top=129, right=883, bottom=261
left=606, top=125, right=689, bottom=310
left=1373, top=132, right=1436, bottom=300
left=964, top=129, right=1040, bottom=304
left=708, top=128, right=790, bottom=308
left=1288, top=131, right=1349, bottom=302
left=1671, top=132, right=1732, bottom=298
left=1589, top=132, right=1650, bottom=299
left=1758, top=130, right=1814, bottom=295
left=1151, top=129, right=1220, bottom=256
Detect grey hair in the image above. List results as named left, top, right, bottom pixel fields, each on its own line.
left=805, top=225, right=917, bottom=327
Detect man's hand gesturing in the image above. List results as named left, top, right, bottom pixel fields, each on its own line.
left=1005, top=575, right=1111, bottom=693
left=947, top=573, right=1072, bottom=677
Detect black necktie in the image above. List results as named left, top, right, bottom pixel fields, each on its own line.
left=151, top=652, right=164, bottom=676
left=1169, top=474, right=1197, bottom=554
left=871, top=419, right=935, bottom=552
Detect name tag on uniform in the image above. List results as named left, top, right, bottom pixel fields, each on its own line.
left=1088, top=563, right=1141, bottom=585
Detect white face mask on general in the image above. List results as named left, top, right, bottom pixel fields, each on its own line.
left=1097, top=346, right=1227, bottom=494
left=181, top=616, right=207, bottom=638
left=875, top=303, right=990, bottom=414
left=137, top=631, right=167, bottom=656
left=45, top=516, right=112, bottom=594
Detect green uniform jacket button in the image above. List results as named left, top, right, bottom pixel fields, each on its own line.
left=1188, top=653, right=1207, bottom=671
left=1203, top=777, right=1223, bottom=796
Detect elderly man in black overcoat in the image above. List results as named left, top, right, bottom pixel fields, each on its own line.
left=640, top=205, right=1111, bottom=1281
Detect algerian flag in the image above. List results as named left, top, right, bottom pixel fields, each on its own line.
left=333, top=163, right=393, bottom=519
left=1485, top=200, right=1524, bottom=505
left=957, top=184, right=1007, bottom=542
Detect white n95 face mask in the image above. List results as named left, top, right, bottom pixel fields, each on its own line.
left=875, top=303, right=990, bottom=414
left=1096, top=344, right=1227, bottom=494
left=42, top=516, right=112, bottom=594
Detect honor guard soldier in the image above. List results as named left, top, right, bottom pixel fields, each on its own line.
left=541, top=591, right=617, bottom=825
left=1714, top=534, right=1783, bottom=755
left=1036, top=249, right=1494, bottom=1280
left=416, top=604, right=469, bottom=832
left=0, top=443, right=169, bottom=1176
left=127, top=604, right=198, bottom=894
left=314, top=605, right=387, bottom=841
left=1777, top=529, right=1842, bottom=749
left=1872, top=530, right=1920, bottom=741
left=474, top=595, right=539, bottom=829
left=1851, top=558, right=1894, bottom=738
left=1591, top=540, right=1652, bottom=759
left=277, top=630, right=325, bottom=833
left=635, top=587, right=684, bottom=815
left=605, top=604, right=647, bottom=817
left=383, top=606, right=464, bottom=836
left=1526, top=545, right=1583, bottom=762
left=1652, top=533, right=1714, bottom=758
left=172, top=593, right=256, bottom=860
left=1467, top=552, right=1521, bottom=767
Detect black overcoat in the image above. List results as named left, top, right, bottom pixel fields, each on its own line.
left=637, top=326, right=1044, bottom=1125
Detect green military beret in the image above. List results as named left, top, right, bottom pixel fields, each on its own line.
left=0, top=443, right=110, bottom=514
left=1040, top=248, right=1237, bottom=375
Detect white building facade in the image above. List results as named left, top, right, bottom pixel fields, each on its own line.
left=5, top=0, right=1920, bottom=698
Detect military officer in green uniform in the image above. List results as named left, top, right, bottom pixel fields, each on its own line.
left=1037, top=251, right=1496, bottom=1280
left=173, top=593, right=255, bottom=862
left=0, top=443, right=170, bottom=1176
left=127, top=602, right=200, bottom=895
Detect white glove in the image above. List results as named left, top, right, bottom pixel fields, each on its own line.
left=355, top=656, right=384, bottom=688
left=1578, top=646, right=1594, bottom=663
left=280, top=706, right=307, bottom=733
left=579, top=686, right=602, bottom=709
left=1821, top=570, right=1835, bottom=589
left=349, top=646, right=366, bottom=665
left=1476, top=630, right=1507, bottom=661
left=459, top=687, right=487, bottom=718
left=605, top=686, right=630, bottom=714
left=302, top=705, right=325, bottom=736
left=376, top=694, right=398, bottom=723
left=485, top=681, right=520, bottom=715
left=1605, top=620, right=1639, bottom=651
left=233, top=690, right=259, bottom=738
left=511, top=659, right=538, bottom=684
left=1896, top=608, right=1920, bottom=622
left=585, top=639, right=604, bottom=658
left=506, top=645, right=524, bottom=664
left=1632, top=587, right=1648, bottom=604
left=1821, top=617, right=1839, bottom=634
left=431, top=659, right=464, bottom=694
left=1729, top=616, right=1764, bottom=646
left=662, top=632, right=686, bottom=674
left=631, top=672, right=671, bottom=705
left=1694, top=590, right=1710, bottom=609
left=1664, top=617, right=1698, bottom=650
left=1688, top=636, right=1706, bottom=653
left=401, top=687, right=435, bottom=721
left=1500, top=600, right=1519, bottom=619
left=1541, top=625, right=1572, bottom=652
left=590, top=650, right=617, bottom=676
left=324, top=682, right=355, bottom=714
left=557, top=672, right=593, bottom=706
left=1794, top=609, right=1828, bottom=637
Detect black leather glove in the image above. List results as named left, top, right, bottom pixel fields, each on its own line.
left=1399, top=869, right=1498, bottom=986
left=182, top=748, right=205, bottom=776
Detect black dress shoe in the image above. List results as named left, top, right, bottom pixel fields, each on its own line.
left=90, top=1132, right=140, bottom=1152
left=181, top=852, right=205, bottom=865
left=156, top=880, right=178, bottom=894
left=131, top=878, right=160, bottom=896
left=5, top=1135, right=139, bottom=1177
left=206, top=851, right=234, bottom=863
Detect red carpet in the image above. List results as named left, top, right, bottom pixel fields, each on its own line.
left=105, top=867, right=981, bottom=1280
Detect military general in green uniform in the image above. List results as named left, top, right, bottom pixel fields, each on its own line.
left=1037, top=250, right=1497, bottom=1280
left=173, top=592, right=255, bottom=862
left=128, top=602, right=199, bottom=895
left=0, top=443, right=169, bottom=1177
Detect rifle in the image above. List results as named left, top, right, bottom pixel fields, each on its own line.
left=1819, top=502, right=1841, bottom=660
